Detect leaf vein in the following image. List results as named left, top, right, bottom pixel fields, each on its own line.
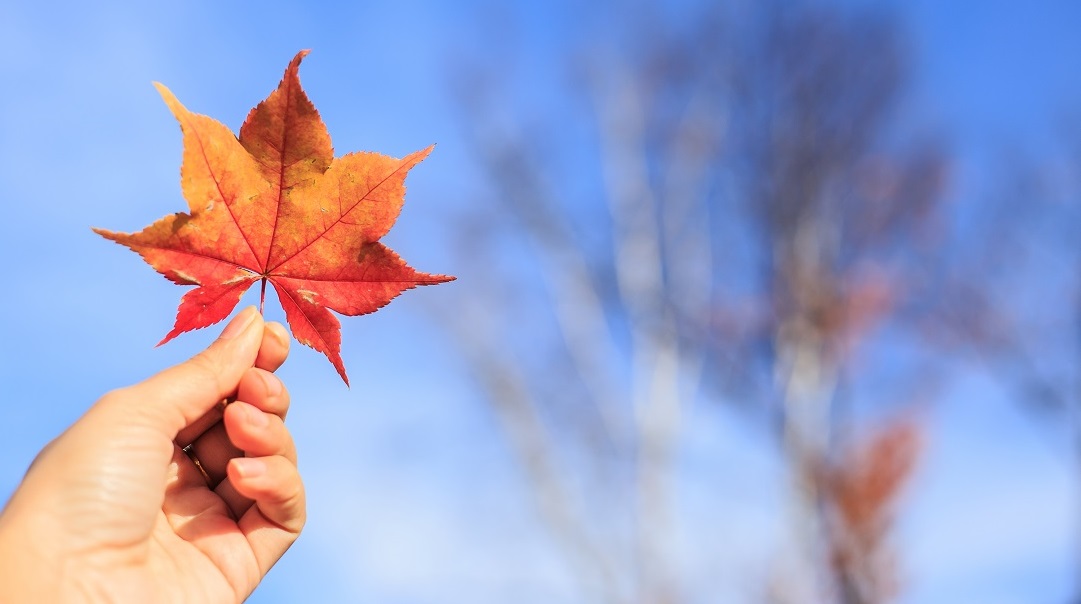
left=266, top=157, right=414, bottom=272
left=181, top=112, right=263, bottom=270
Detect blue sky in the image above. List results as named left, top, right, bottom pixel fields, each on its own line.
left=2, top=1, right=1080, bottom=602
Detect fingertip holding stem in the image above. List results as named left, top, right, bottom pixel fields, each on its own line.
left=221, top=306, right=259, bottom=340
left=267, top=323, right=290, bottom=350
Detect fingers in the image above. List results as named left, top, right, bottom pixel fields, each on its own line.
left=231, top=455, right=305, bottom=573
left=236, top=367, right=292, bottom=420
left=174, top=400, right=228, bottom=451
left=181, top=368, right=295, bottom=517
left=186, top=423, right=241, bottom=488
left=256, top=322, right=290, bottom=373
left=156, top=333, right=303, bottom=573
left=224, top=369, right=304, bottom=571
left=178, top=366, right=294, bottom=491
left=222, top=401, right=296, bottom=462
left=104, top=307, right=264, bottom=439
left=217, top=384, right=297, bottom=517
left=173, top=321, right=290, bottom=447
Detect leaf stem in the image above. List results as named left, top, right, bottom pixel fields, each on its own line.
left=259, top=278, right=267, bottom=315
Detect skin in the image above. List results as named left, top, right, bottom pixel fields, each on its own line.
left=0, top=306, right=305, bottom=603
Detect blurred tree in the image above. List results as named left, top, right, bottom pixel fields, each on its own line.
left=439, top=2, right=943, bottom=602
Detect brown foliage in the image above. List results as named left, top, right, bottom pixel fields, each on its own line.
left=821, top=420, right=921, bottom=604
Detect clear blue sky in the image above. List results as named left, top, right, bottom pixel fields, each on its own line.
left=1, top=1, right=1079, bottom=602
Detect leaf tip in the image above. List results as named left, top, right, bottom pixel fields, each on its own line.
left=153, top=82, right=187, bottom=121
left=328, top=350, right=350, bottom=386
left=285, top=49, right=313, bottom=81
left=156, top=330, right=180, bottom=347
left=422, top=272, right=457, bottom=285
left=91, top=226, right=128, bottom=244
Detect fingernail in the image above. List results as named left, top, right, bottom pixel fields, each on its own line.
left=269, top=323, right=290, bottom=349
left=259, top=370, right=283, bottom=397
left=220, top=307, right=258, bottom=340
left=233, top=457, right=266, bottom=479
left=245, top=402, right=270, bottom=427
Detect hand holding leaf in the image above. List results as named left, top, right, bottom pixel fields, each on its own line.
left=95, top=51, right=453, bottom=384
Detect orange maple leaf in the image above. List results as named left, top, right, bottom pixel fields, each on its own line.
left=94, top=50, right=454, bottom=384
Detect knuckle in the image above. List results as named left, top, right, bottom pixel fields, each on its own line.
left=96, top=386, right=132, bottom=409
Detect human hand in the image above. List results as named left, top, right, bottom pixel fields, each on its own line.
left=0, top=307, right=305, bottom=603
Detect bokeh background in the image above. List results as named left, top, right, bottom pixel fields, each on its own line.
left=3, top=1, right=1081, bottom=602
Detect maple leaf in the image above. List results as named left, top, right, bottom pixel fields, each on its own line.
left=94, top=50, right=454, bottom=384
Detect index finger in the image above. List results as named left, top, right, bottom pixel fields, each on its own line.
left=119, top=307, right=264, bottom=438
left=177, top=321, right=290, bottom=446
left=255, top=322, right=290, bottom=372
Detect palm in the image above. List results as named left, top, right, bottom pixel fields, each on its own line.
left=152, top=475, right=262, bottom=601
left=142, top=485, right=259, bottom=602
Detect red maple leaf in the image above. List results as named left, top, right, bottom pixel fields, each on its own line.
left=94, top=50, right=453, bottom=384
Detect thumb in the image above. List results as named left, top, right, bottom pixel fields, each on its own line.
left=102, top=306, right=265, bottom=438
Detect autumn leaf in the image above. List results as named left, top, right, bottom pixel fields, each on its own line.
left=94, top=50, right=454, bottom=384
